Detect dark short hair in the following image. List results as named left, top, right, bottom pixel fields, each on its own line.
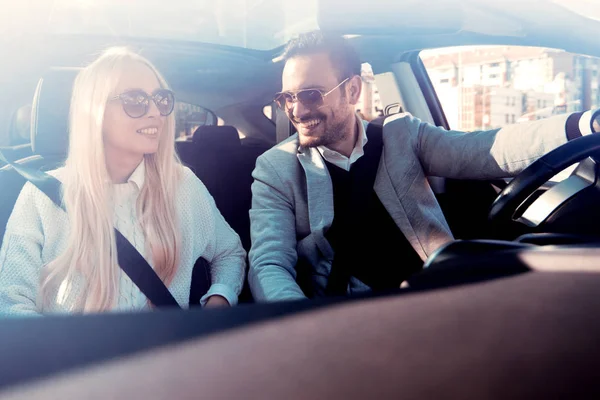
left=281, top=31, right=361, bottom=80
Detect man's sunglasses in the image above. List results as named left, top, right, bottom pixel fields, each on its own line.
left=110, top=88, right=175, bottom=118
left=274, top=78, right=350, bottom=111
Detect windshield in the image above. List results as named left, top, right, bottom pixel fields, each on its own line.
left=553, top=0, right=600, bottom=22
left=4, top=0, right=600, bottom=50
left=1, top=0, right=319, bottom=50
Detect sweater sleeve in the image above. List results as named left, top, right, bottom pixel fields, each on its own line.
left=0, top=183, right=47, bottom=316
left=180, top=168, right=246, bottom=306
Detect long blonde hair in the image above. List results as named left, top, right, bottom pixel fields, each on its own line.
left=40, top=47, right=182, bottom=312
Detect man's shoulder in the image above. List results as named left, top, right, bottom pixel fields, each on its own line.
left=258, top=133, right=300, bottom=165
left=357, top=113, right=420, bottom=143
left=374, top=113, right=422, bottom=148
left=252, top=134, right=305, bottom=186
left=380, top=113, right=418, bottom=132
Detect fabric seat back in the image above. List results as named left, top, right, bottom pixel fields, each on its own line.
left=0, top=68, right=77, bottom=246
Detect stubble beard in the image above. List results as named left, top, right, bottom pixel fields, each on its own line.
left=297, top=112, right=350, bottom=149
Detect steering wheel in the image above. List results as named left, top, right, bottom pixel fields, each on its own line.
left=488, top=133, right=600, bottom=225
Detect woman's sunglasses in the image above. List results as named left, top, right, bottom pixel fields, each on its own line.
left=273, top=78, right=350, bottom=111
left=110, top=88, right=175, bottom=118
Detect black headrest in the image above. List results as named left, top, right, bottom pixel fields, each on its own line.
left=31, top=68, right=80, bottom=159
left=192, top=125, right=241, bottom=148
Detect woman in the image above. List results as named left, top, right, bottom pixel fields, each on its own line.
left=0, top=47, right=246, bottom=314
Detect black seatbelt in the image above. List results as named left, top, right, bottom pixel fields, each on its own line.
left=113, top=229, right=180, bottom=308
left=325, top=117, right=385, bottom=296
left=0, top=150, right=181, bottom=309
left=0, top=153, right=63, bottom=208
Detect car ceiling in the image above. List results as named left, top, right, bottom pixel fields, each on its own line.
left=0, top=34, right=283, bottom=112
left=320, top=0, right=600, bottom=63
left=1, top=0, right=599, bottom=113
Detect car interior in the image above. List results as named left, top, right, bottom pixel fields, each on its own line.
left=1, top=0, right=600, bottom=397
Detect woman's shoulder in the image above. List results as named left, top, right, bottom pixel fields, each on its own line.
left=19, top=166, right=65, bottom=199
left=180, top=165, right=209, bottom=194
left=45, top=166, right=67, bottom=181
left=8, top=167, right=67, bottom=233
left=177, top=166, right=217, bottom=213
left=180, top=164, right=197, bottom=181
left=24, top=167, right=66, bottom=205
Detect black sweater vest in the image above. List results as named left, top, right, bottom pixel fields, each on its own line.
left=324, top=160, right=423, bottom=293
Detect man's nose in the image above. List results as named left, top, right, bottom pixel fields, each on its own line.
left=291, top=100, right=311, bottom=120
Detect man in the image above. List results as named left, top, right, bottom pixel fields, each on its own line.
left=248, top=31, right=599, bottom=302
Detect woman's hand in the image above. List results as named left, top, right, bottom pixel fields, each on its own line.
left=204, top=295, right=230, bottom=308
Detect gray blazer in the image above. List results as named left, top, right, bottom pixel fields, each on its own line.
left=249, top=113, right=571, bottom=302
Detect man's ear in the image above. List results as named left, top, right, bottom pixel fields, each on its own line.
left=347, top=75, right=363, bottom=105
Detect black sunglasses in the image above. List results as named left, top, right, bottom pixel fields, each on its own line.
left=110, top=88, right=175, bottom=118
left=274, top=78, right=350, bottom=111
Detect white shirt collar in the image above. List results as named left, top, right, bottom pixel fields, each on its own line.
left=317, top=115, right=368, bottom=172
left=126, top=159, right=146, bottom=189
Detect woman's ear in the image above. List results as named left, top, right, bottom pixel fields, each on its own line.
left=348, top=75, right=363, bottom=105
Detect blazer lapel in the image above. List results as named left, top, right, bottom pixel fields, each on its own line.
left=375, top=142, right=454, bottom=260
left=297, top=147, right=335, bottom=260
left=374, top=154, right=429, bottom=261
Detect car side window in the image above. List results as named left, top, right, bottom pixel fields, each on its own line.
left=422, top=46, right=600, bottom=181
left=421, top=45, right=600, bottom=131
left=174, top=102, right=217, bottom=140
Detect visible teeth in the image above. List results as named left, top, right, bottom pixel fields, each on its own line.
left=302, top=119, right=321, bottom=128
left=137, top=127, right=158, bottom=135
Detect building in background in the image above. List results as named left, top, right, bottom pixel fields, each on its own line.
left=422, top=46, right=600, bottom=130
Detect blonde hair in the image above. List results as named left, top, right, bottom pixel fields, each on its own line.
left=40, top=47, right=182, bottom=312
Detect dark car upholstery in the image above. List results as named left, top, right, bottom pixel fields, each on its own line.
left=1, top=253, right=600, bottom=398
left=0, top=68, right=76, bottom=244
left=177, top=125, right=268, bottom=252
